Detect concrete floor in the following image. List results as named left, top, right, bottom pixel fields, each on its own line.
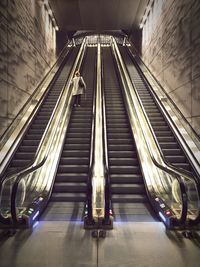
left=0, top=219, right=200, bottom=267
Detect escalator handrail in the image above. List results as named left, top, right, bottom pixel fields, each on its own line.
left=0, top=40, right=72, bottom=146
left=87, top=48, right=98, bottom=222
left=123, top=45, right=200, bottom=225
left=127, top=41, right=200, bottom=142
left=11, top=157, right=47, bottom=223
left=126, top=45, right=200, bottom=178
left=101, top=49, right=112, bottom=223
left=0, top=44, right=85, bottom=224
left=101, top=48, right=112, bottom=223
left=112, top=39, right=188, bottom=225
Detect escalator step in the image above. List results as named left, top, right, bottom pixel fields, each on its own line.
left=62, top=150, right=89, bottom=157
left=56, top=173, right=88, bottom=182
left=63, top=143, right=90, bottom=150
left=10, top=159, right=31, bottom=167
left=112, top=194, right=148, bottom=203
left=162, top=149, right=183, bottom=155
left=108, top=151, right=137, bottom=158
left=110, top=174, right=143, bottom=184
left=165, top=155, right=187, bottom=163
left=65, top=138, right=90, bottom=144
left=108, top=138, right=133, bottom=145
left=51, top=192, right=86, bottom=202
left=58, top=165, right=88, bottom=173
left=53, top=182, right=87, bottom=193
left=111, top=184, right=145, bottom=194
left=15, top=152, right=35, bottom=159
left=109, top=158, right=138, bottom=165
left=159, top=142, right=179, bottom=149
left=110, top=166, right=140, bottom=174
left=108, top=144, right=135, bottom=151
left=60, top=157, right=89, bottom=165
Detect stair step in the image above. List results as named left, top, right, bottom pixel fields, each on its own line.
left=162, top=149, right=183, bottom=155
left=107, top=133, right=132, bottom=139
left=157, top=136, right=176, bottom=142
left=66, top=133, right=90, bottom=138
left=111, top=184, right=145, bottom=194
left=10, top=159, right=31, bottom=167
left=51, top=192, right=86, bottom=202
left=108, top=139, right=133, bottom=145
left=60, top=157, right=89, bottom=164
left=110, top=174, right=143, bottom=184
left=58, top=165, right=88, bottom=173
left=63, top=144, right=90, bottom=150
left=170, top=163, right=191, bottom=171
left=65, top=138, right=90, bottom=144
left=53, top=182, right=87, bottom=193
left=109, top=151, right=137, bottom=158
left=22, top=140, right=40, bottom=146
left=15, top=152, right=35, bottom=159
left=108, top=144, right=135, bottom=151
left=112, top=194, right=148, bottom=203
left=56, top=173, right=88, bottom=182
left=110, top=166, right=140, bottom=174
left=159, top=142, right=179, bottom=149
left=19, top=146, right=38, bottom=152
left=109, top=158, right=138, bottom=165
left=165, top=155, right=187, bottom=163
left=62, top=150, right=89, bottom=157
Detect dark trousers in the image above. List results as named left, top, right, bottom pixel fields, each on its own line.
left=74, top=94, right=81, bottom=106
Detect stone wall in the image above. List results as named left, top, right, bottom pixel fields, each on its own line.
left=141, top=0, right=200, bottom=135
left=0, top=0, right=56, bottom=137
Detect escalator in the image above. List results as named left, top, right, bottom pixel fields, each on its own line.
left=119, top=46, right=197, bottom=175
left=102, top=47, right=157, bottom=221
left=1, top=47, right=79, bottom=177
left=41, top=47, right=96, bottom=221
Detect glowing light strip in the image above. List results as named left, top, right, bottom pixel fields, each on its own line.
left=159, top=212, right=166, bottom=222
left=33, top=211, right=40, bottom=221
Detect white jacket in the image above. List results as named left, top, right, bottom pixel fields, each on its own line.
left=71, top=76, right=86, bottom=96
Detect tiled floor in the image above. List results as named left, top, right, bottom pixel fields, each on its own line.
left=0, top=220, right=200, bottom=267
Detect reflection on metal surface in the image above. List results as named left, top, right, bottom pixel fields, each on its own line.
left=92, top=43, right=105, bottom=219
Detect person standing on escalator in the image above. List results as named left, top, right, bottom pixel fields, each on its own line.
left=71, top=70, right=86, bottom=107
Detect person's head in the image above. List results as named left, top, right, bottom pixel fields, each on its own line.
left=75, top=70, right=80, bottom=77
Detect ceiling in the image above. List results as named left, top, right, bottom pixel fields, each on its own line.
left=49, top=0, right=148, bottom=34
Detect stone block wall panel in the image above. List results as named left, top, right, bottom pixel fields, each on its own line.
left=0, top=0, right=56, bottom=137
left=140, top=0, right=200, bottom=135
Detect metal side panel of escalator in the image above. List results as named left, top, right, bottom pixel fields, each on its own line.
left=40, top=47, right=97, bottom=221
left=1, top=47, right=79, bottom=178
left=102, top=47, right=158, bottom=222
